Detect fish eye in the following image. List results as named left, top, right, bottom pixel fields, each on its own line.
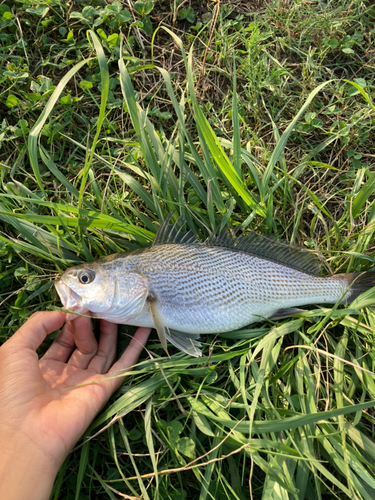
left=78, top=270, right=95, bottom=284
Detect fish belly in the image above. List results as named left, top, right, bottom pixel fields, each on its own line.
left=127, top=245, right=348, bottom=334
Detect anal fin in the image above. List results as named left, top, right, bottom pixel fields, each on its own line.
left=167, top=330, right=202, bottom=357
left=269, top=307, right=306, bottom=321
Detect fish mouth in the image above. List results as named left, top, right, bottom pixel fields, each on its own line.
left=55, top=280, right=89, bottom=321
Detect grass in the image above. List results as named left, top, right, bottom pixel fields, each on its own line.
left=1, top=0, right=375, bottom=498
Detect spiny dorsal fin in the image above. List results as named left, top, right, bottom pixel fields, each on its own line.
left=154, top=214, right=326, bottom=277
left=205, top=228, right=326, bottom=277
left=153, top=213, right=198, bottom=246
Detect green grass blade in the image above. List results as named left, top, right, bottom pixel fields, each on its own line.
left=144, top=398, right=159, bottom=496
left=90, top=374, right=165, bottom=430
left=186, top=47, right=263, bottom=215
left=118, top=57, right=164, bottom=220
left=28, top=59, right=90, bottom=194
left=75, top=441, right=90, bottom=500
left=344, top=79, right=375, bottom=113
left=232, top=58, right=241, bottom=178
left=156, top=66, right=213, bottom=206
left=113, top=168, right=157, bottom=213
left=352, top=171, right=375, bottom=218
left=119, top=418, right=151, bottom=500
left=39, top=146, right=80, bottom=200
left=78, top=30, right=109, bottom=209
left=90, top=466, right=118, bottom=500
left=192, top=398, right=375, bottom=434
left=261, top=80, right=331, bottom=200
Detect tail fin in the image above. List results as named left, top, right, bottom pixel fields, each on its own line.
left=345, top=271, right=375, bottom=303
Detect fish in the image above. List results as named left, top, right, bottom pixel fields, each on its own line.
left=55, top=214, right=375, bottom=357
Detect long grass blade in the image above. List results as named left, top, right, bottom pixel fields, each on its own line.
left=28, top=59, right=91, bottom=194
left=261, top=81, right=331, bottom=200
left=78, top=30, right=109, bottom=208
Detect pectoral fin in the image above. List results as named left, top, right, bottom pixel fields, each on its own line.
left=146, top=292, right=202, bottom=357
left=147, top=292, right=169, bottom=356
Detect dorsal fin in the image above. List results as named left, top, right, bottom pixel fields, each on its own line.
left=154, top=214, right=326, bottom=277
left=205, top=228, right=326, bottom=277
left=153, top=213, right=198, bottom=246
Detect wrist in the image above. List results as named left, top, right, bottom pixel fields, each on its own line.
left=0, top=427, right=60, bottom=500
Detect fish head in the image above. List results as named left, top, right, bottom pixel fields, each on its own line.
left=55, top=258, right=149, bottom=322
left=55, top=263, right=116, bottom=319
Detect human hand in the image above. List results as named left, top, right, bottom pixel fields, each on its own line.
left=0, top=311, right=150, bottom=500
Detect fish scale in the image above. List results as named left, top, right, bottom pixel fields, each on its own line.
left=55, top=216, right=375, bottom=356
left=123, top=243, right=349, bottom=334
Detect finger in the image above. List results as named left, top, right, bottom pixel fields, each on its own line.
left=10, top=311, right=66, bottom=351
left=67, top=316, right=99, bottom=369
left=88, top=320, right=118, bottom=374
left=41, top=320, right=76, bottom=363
left=68, top=328, right=150, bottom=418
left=106, top=327, right=151, bottom=392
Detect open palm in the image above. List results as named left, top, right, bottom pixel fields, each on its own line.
left=0, top=311, right=150, bottom=472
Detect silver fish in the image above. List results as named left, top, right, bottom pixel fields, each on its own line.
left=55, top=216, right=374, bottom=357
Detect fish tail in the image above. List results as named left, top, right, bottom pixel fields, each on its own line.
left=342, top=270, right=375, bottom=303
